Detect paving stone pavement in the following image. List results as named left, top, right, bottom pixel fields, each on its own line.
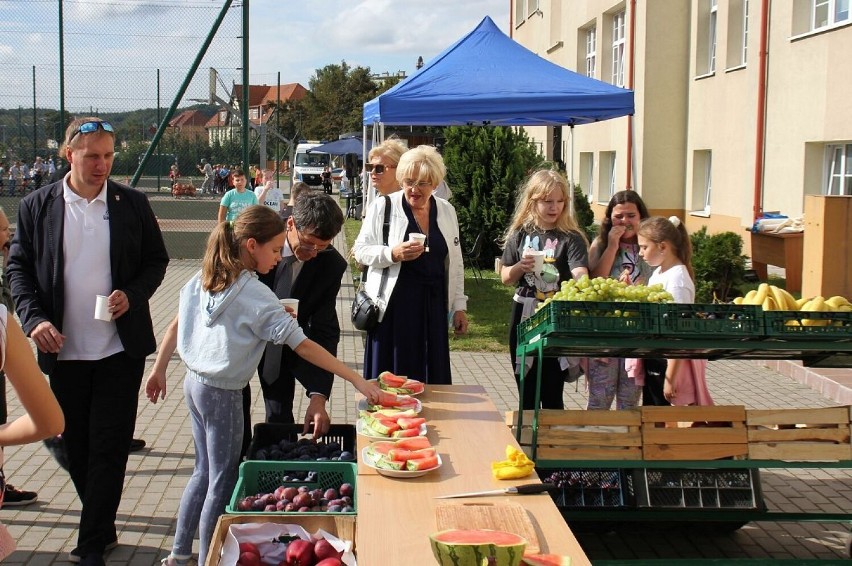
left=1, top=226, right=850, bottom=564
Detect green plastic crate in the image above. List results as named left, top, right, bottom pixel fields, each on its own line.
left=519, top=301, right=660, bottom=343
left=227, top=460, right=356, bottom=515
left=763, top=310, right=852, bottom=340
left=658, top=304, right=764, bottom=338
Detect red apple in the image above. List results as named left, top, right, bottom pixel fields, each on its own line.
left=315, top=559, right=343, bottom=566
left=238, top=551, right=261, bottom=566
left=339, top=483, right=354, bottom=497
left=284, top=539, right=314, bottom=566
left=313, top=538, right=343, bottom=561
left=282, top=486, right=299, bottom=501
left=239, top=542, right=260, bottom=557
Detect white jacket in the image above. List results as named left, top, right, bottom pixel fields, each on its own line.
left=354, top=191, right=467, bottom=321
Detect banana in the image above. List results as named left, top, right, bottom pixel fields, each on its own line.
left=761, top=296, right=778, bottom=311
left=773, top=286, right=798, bottom=311
left=743, top=290, right=758, bottom=305
left=801, top=296, right=829, bottom=326
left=795, top=296, right=812, bottom=309
left=825, top=295, right=852, bottom=310
left=732, top=296, right=744, bottom=305
left=753, top=283, right=769, bottom=306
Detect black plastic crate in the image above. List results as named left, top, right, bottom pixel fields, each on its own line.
left=246, top=423, right=356, bottom=462
left=635, top=468, right=764, bottom=510
left=763, top=310, right=852, bottom=340
left=539, top=468, right=635, bottom=509
left=658, top=303, right=764, bottom=338
left=519, top=301, right=660, bottom=343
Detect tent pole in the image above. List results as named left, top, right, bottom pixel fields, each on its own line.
left=570, top=125, right=575, bottom=185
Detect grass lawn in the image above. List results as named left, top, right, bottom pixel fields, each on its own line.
left=342, top=216, right=512, bottom=353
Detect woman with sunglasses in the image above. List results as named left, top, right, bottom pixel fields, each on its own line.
left=366, top=136, right=408, bottom=195
left=354, top=145, right=468, bottom=384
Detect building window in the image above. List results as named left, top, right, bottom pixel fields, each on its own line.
left=586, top=27, right=597, bottom=78
left=727, top=0, right=749, bottom=68
left=692, top=150, right=713, bottom=213
left=611, top=11, right=625, bottom=87
left=813, top=0, right=851, bottom=29
left=528, top=0, right=539, bottom=17
left=709, top=0, right=718, bottom=73
left=250, top=108, right=259, bottom=120
left=580, top=152, right=595, bottom=202
left=515, top=0, right=525, bottom=24
left=826, top=143, right=852, bottom=195
left=598, top=151, right=617, bottom=200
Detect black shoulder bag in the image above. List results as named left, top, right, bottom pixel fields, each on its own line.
left=351, top=195, right=391, bottom=331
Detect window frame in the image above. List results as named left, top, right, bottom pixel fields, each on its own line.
left=611, top=11, right=626, bottom=87
left=812, top=0, right=850, bottom=29
left=825, top=143, right=852, bottom=196
left=709, top=0, right=718, bottom=73
left=586, top=27, right=597, bottom=78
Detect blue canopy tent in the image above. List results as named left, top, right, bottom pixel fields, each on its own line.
left=308, top=136, right=373, bottom=155
left=363, top=16, right=633, bottom=127
left=361, top=16, right=634, bottom=211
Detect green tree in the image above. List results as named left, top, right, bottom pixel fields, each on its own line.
left=442, top=126, right=543, bottom=258
left=690, top=227, right=748, bottom=302
left=301, top=61, right=384, bottom=140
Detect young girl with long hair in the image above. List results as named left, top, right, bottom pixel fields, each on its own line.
left=500, top=169, right=588, bottom=409
left=586, top=190, right=654, bottom=410
left=145, top=206, right=383, bottom=566
left=637, top=216, right=713, bottom=406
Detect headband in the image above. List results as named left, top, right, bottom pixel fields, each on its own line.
left=668, top=216, right=681, bottom=228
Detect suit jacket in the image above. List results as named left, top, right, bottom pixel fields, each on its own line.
left=259, top=247, right=347, bottom=398
left=8, top=179, right=170, bottom=374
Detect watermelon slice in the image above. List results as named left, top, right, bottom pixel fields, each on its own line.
left=387, top=447, right=436, bottom=462
left=522, top=554, right=572, bottom=565
left=390, top=427, right=423, bottom=438
left=401, top=379, right=425, bottom=394
left=395, top=436, right=431, bottom=451
left=368, top=442, right=396, bottom=455
left=406, top=455, right=439, bottom=471
left=430, top=530, right=527, bottom=566
left=397, top=417, right=426, bottom=430
left=378, top=371, right=406, bottom=388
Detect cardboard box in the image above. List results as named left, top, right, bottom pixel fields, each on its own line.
left=206, top=514, right=356, bottom=566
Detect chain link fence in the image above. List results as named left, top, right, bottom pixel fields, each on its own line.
left=1, top=0, right=250, bottom=258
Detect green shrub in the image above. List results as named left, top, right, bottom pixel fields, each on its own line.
left=690, top=227, right=748, bottom=302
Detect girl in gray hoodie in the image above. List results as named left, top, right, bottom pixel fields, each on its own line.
left=145, top=205, right=383, bottom=566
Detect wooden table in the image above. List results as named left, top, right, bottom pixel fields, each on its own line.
left=355, top=385, right=591, bottom=566
left=750, top=231, right=804, bottom=292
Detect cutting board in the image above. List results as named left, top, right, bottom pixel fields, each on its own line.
left=435, top=501, right=540, bottom=554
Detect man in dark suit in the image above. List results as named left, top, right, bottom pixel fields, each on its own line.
left=243, top=191, right=347, bottom=443
left=8, top=117, right=169, bottom=566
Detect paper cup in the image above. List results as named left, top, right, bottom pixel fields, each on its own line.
left=409, top=233, right=426, bottom=246
left=279, top=298, right=299, bottom=316
left=524, top=250, right=545, bottom=273
left=94, top=294, right=112, bottom=321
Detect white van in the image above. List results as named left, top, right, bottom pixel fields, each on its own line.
left=293, top=143, right=331, bottom=188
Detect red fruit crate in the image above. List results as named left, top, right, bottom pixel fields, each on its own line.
left=227, top=460, right=357, bottom=515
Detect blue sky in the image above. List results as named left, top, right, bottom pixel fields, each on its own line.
left=0, top=0, right=509, bottom=112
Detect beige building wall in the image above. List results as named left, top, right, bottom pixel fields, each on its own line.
left=511, top=0, right=852, bottom=257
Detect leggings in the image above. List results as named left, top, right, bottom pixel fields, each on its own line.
left=585, top=358, right=641, bottom=410
left=172, top=377, right=243, bottom=564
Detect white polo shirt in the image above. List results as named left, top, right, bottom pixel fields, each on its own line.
left=58, top=179, right=123, bottom=360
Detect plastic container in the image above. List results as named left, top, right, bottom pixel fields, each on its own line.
left=519, top=301, right=660, bottom=343
left=540, top=468, right=635, bottom=509
left=227, top=460, right=357, bottom=515
left=246, top=423, right=356, bottom=461
left=763, top=310, right=852, bottom=340
left=658, top=304, right=763, bottom=338
left=634, top=468, right=763, bottom=510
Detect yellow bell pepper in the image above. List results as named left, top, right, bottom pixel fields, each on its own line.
left=491, top=445, right=535, bottom=480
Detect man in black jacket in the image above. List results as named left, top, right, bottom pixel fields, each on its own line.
left=244, top=191, right=347, bottom=444
left=8, top=117, right=169, bottom=566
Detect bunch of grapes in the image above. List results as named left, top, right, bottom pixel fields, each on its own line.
left=536, top=275, right=673, bottom=312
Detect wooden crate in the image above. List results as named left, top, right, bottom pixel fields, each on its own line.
left=205, top=514, right=356, bottom=566
left=506, top=409, right=642, bottom=460
left=746, top=406, right=852, bottom=461
left=641, top=406, right=748, bottom=460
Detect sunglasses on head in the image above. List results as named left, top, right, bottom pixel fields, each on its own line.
left=365, top=163, right=396, bottom=175
left=71, top=121, right=114, bottom=140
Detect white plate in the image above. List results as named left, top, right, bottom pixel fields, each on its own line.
left=361, top=446, right=442, bottom=478
left=369, top=378, right=425, bottom=396
left=355, top=418, right=428, bottom=441
left=357, top=396, right=422, bottom=414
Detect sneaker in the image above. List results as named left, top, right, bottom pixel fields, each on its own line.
left=1, top=484, right=38, bottom=507
left=68, top=541, right=118, bottom=563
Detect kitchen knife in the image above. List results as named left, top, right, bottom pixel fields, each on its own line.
left=435, top=483, right=556, bottom=499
